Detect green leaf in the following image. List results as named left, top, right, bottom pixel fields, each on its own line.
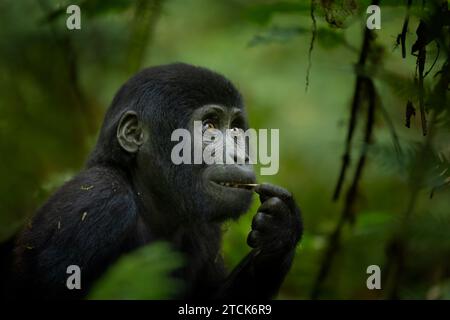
left=88, top=242, right=184, bottom=300
left=355, top=211, right=394, bottom=236
left=316, top=27, right=348, bottom=49
left=248, top=26, right=309, bottom=47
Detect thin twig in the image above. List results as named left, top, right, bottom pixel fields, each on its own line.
left=417, top=45, right=428, bottom=135
left=312, top=79, right=377, bottom=299
left=332, top=17, right=376, bottom=201
left=305, top=0, right=317, bottom=92
left=398, top=0, right=413, bottom=58
left=314, top=1, right=381, bottom=298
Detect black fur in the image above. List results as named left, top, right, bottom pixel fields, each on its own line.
left=7, top=63, right=302, bottom=299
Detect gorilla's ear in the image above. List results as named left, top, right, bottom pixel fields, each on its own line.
left=117, top=111, right=146, bottom=153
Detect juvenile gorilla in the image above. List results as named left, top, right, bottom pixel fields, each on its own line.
left=11, top=63, right=302, bottom=299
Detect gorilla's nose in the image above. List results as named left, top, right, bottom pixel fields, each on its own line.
left=224, top=141, right=249, bottom=165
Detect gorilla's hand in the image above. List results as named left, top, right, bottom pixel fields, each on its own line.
left=218, top=183, right=302, bottom=298
left=247, top=183, right=302, bottom=254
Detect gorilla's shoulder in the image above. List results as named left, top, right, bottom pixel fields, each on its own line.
left=14, top=166, right=140, bottom=284
left=28, top=166, right=138, bottom=237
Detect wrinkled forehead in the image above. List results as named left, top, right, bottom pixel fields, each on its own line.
left=191, top=104, right=245, bottom=120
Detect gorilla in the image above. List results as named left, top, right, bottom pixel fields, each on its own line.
left=8, top=63, right=302, bottom=299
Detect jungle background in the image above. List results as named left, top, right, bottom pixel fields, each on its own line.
left=0, top=0, right=449, bottom=299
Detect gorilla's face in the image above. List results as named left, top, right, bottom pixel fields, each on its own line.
left=192, top=104, right=256, bottom=221
left=136, top=104, right=256, bottom=223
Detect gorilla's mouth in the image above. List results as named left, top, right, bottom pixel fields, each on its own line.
left=204, top=164, right=256, bottom=193
left=213, top=181, right=257, bottom=190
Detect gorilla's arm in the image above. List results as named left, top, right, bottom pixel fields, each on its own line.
left=13, top=167, right=140, bottom=299
left=216, top=247, right=296, bottom=299
left=216, top=184, right=302, bottom=299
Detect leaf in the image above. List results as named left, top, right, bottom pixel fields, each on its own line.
left=409, top=211, right=450, bottom=253
left=89, top=242, right=184, bottom=300
left=374, top=69, right=422, bottom=102
left=316, top=27, right=348, bottom=49
left=369, top=142, right=416, bottom=179
left=356, top=211, right=393, bottom=232
left=248, top=26, right=309, bottom=47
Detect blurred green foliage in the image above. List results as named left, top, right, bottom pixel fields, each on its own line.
left=89, top=242, right=183, bottom=299
left=0, top=0, right=448, bottom=299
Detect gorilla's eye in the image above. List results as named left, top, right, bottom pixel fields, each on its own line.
left=230, top=127, right=242, bottom=137
left=202, top=121, right=216, bottom=132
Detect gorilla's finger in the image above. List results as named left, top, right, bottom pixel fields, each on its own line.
left=255, top=183, right=296, bottom=213
left=247, top=230, right=261, bottom=248
left=251, top=211, right=274, bottom=231
left=258, top=197, right=290, bottom=218
left=255, top=183, right=292, bottom=200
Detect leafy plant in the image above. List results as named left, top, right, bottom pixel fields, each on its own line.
left=89, top=242, right=184, bottom=300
